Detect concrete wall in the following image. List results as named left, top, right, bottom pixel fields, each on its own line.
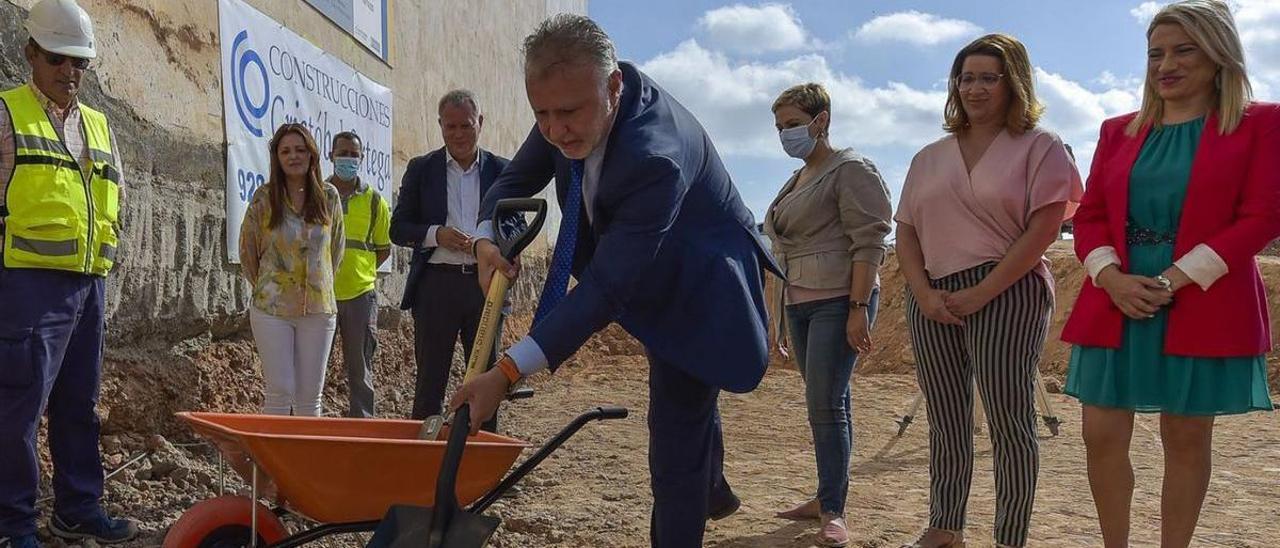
left=0, top=0, right=582, bottom=345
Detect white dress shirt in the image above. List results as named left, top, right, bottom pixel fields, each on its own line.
left=425, top=152, right=483, bottom=265
left=480, top=123, right=615, bottom=376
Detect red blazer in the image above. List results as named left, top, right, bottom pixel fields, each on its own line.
left=1062, top=102, right=1280, bottom=356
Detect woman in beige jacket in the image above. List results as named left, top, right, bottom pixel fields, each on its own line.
left=765, top=83, right=893, bottom=547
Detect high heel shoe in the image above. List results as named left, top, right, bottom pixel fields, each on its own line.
left=900, top=527, right=965, bottom=548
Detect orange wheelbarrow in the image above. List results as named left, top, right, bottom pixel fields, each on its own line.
left=163, top=403, right=628, bottom=547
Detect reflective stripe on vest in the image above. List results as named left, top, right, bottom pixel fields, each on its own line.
left=345, top=239, right=377, bottom=251
left=1, top=85, right=120, bottom=275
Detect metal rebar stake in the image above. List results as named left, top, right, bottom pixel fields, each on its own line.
left=217, top=452, right=226, bottom=495
left=251, top=464, right=259, bottom=548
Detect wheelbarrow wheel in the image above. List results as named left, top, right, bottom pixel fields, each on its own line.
left=163, top=495, right=288, bottom=548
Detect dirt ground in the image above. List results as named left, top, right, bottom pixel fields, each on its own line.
left=31, top=331, right=1277, bottom=548
left=27, top=242, right=1280, bottom=547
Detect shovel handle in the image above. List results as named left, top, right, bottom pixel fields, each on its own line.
left=463, top=273, right=510, bottom=383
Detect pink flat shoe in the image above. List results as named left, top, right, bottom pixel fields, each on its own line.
left=816, top=513, right=849, bottom=547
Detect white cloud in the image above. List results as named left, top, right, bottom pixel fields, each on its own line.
left=1036, top=68, right=1141, bottom=138
left=853, top=11, right=983, bottom=47
left=637, top=40, right=1157, bottom=210
left=1034, top=68, right=1143, bottom=172
left=697, top=3, right=810, bottom=55
left=1130, top=1, right=1165, bottom=24
left=1236, top=0, right=1280, bottom=98
left=641, top=39, right=946, bottom=158
left=638, top=39, right=1144, bottom=164
left=1093, top=70, right=1143, bottom=89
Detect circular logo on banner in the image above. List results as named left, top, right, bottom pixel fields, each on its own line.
left=230, top=30, right=270, bottom=138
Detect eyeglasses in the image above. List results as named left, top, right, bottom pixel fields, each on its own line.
left=954, top=72, right=1005, bottom=90
left=40, top=50, right=90, bottom=70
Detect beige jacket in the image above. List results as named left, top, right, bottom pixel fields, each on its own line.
left=763, top=148, right=892, bottom=336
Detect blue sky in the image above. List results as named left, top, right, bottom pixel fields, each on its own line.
left=589, top=1, right=1280, bottom=219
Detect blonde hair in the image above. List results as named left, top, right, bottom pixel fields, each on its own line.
left=943, top=34, right=1044, bottom=135
left=772, top=83, right=831, bottom=119
left=1127, top=0, right=1251, bottom=136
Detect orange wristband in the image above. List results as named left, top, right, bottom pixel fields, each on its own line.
left=496, top=355, right=522, bottom=384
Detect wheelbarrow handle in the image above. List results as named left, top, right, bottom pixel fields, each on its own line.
left=594, top=406, right=628, bottom=420
left=468, top=406, right=630, bottom=514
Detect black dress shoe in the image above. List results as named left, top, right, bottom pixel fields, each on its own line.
left=707, top=491, right=741, bottom=521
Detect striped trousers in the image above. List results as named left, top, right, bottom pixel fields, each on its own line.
left=905, top=263, right=1051, bottom=547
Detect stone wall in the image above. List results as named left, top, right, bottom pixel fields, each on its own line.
left=0, top=0, right=580, bottom=346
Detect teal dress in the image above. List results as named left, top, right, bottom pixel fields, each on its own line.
left=1065, top=117, right=1273, bottom=416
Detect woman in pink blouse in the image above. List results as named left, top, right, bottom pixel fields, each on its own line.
left=238, top=123, right=345, bottom=416
left=894, top=34, right=1082, bottom=548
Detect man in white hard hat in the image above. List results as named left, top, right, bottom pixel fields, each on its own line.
left=0, top=1, right=136, bottom=546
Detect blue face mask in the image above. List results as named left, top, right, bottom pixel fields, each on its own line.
left=334, top=157, right=360, bottom=181
left=779, top=117, right=819, bottom=159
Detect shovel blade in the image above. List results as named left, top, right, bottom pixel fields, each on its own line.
left=418, top=415, right=445, bottom=440
left=366, top=504, right=499, bottom=548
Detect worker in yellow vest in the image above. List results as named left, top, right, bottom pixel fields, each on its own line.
left=328, top=131, right=391, bottom=417
left=0, top=2, right=137, bottom=547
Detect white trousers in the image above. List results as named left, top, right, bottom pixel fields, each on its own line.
left=249, top=307, right=337, bottom=416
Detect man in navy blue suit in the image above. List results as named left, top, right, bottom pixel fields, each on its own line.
left=450, top=14, right=780, bottom=547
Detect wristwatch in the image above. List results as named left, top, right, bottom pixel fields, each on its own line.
left=849, top=299, right=871, bottom=309
left=1153, top=274, right=1173, bottom=292
left=495, top=354, right=522, bottom=384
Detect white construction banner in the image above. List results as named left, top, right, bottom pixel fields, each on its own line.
left=219, top=0, right=393, bottom=261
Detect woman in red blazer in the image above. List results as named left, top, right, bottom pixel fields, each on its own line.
left=1061, top=1, right=1280, bottom=545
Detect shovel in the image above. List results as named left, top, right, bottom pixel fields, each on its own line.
left=419, top=198, right=548, bottom=440
left=374, top=404, right=501, bottom=548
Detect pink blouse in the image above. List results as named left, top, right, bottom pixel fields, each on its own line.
left=895, top=127, right=1083, bottom=283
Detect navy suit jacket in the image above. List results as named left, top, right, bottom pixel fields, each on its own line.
left=391, top=147, right=510, bottom=310
left=480, top=62, right=782, bottom=393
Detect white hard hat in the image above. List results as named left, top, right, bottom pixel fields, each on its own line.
left=26, top=0, right=96, bottom=59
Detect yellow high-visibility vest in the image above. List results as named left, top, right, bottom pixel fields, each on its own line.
left=1, top=85, right=119, bottom=276
left=334, top=183, right=390, bottom=300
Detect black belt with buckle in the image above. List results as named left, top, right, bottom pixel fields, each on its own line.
left=426, top=262, right=477, bottom=275
left=1125, top=221, right=1176, bottom=246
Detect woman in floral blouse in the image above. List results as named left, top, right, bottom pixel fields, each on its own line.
left=239, top=123, right=344, bottom=416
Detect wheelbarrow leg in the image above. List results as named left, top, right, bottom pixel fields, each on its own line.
left=252, top=463, right=259, bottom=548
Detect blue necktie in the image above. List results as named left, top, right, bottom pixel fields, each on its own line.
left=534, top=159, right=585, bottom=324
